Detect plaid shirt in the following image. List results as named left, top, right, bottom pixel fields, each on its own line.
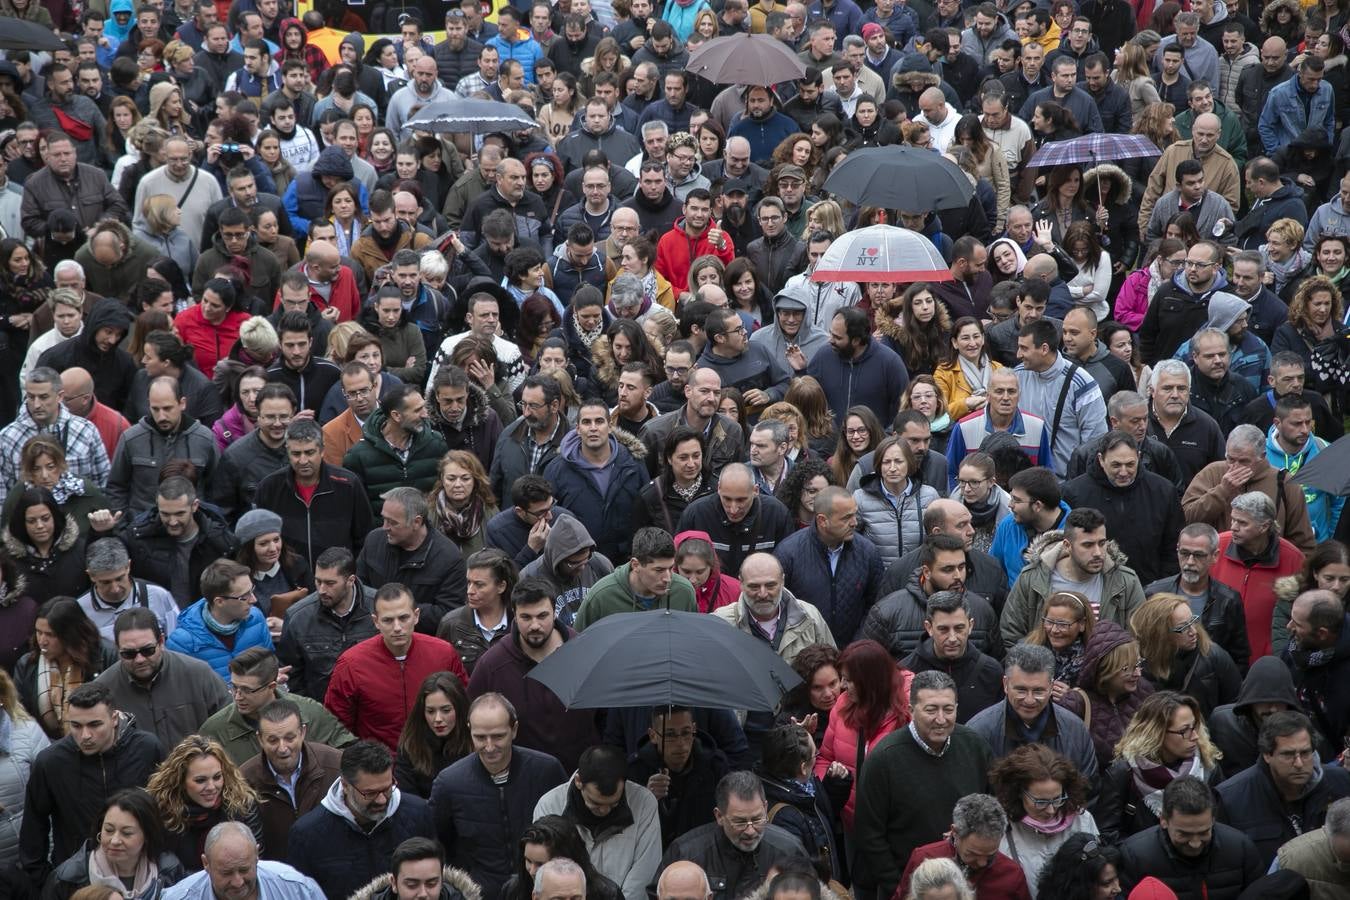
left=0, top=407, right=111, bottom=509
left=456, top=71, right=492, bottom=98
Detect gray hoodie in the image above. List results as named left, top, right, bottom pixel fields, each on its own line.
left=520, top=514, right=614, bottom=627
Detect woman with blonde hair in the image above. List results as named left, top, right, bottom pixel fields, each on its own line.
left=0, top=667, right=47, bottom=862
left=1096, top=691, right=1222, bottom=844
left=1025, top=592, right=1097, bottom=690
left=784, top=377, right=837, bottom=456
left=692, top=6, right=719, bottom=39
left=325, top=320, right=370, bottom=365
left=146, top=735, right=263, bottom=872
left=426, top=450, right=499, bottom=556
left=906, top=857, right=974, bottom=900
left=1263, top=217, right=1311, bottom=296
left=804, top=199, right=846, bottom=237
left=1124, top=102, right=1177, bottom=186
left=1114, top=42, right=1162, bottom=118
left=686, top=255, right=727, bottom=301
left=578, top=37, right=630, bottom=97
left=1056, top=621, right=1153, bottom=770
left=1132, top=594, right=1241, bottom=718
left=902, top=120, right=933, bottom=149
left=760, top=401, right=813, bottom=466
left=148, top=82, right=193, bottom=140
left=133, top=194, right=197, bottom=277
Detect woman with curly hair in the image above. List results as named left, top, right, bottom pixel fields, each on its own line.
left=935, top=317, right=1003, bottom=416
left=426, top=450, right=499, bottom=556
left=774, top=457, right=835, bottom=529
left=1124, top=100, right=1176, bottom=187
left=814, top=639, right=912, bottom=832
left=13, top=598, right=116, bottom=738
left=880, top=282, right=952, bottom=377
left=989, top=744, right=1098, bottom=898
left=829, top=405, right=884, bottom=487
left=589, top=318, right=662, bottom=406
left=1035, top=833, right=1122, bottom=900
left=147, top=735, right=263, bottom=872
left=772, top=132, right=821, bottom=184
left=44, top=788, right=186, bottom=900
left=502, top=816, right=623, bottom=900
left=778, top=643, right=841, bottom=747
left=785, top=377, right=837, bottom=457
left=1133, top=594, right=1241, bottom=719
left=395, top=671, right=472, bottom=799
left=1095, top=691, right=1222, bottom=844
left=1272, top=539, right=1350, bottom=655
left=1272, top=274, right=1346, bottom=407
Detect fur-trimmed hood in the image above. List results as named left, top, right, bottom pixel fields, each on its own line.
left=1083, top=164, right=1132, bottom=207
left=588, top=333, right=620, bottom=389
left=1261, top=0, right=1304, bottom=33
left=1023, top=528, right=1129, bottom=572
left=892, top=68, right=942, bottom=93
left=1274, top=573, right=1304, bottom=602
left=431, top=379, right=492, bottom=432
left=0, top=566, right=28, bottom=609
left=611, top=425, right=649, bottom=460
left=1, top=513, right=81, bottom=561
left=347, top=865, right=482, bottom=900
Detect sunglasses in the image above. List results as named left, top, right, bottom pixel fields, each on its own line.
left=119, top=644, right=158, bottom=660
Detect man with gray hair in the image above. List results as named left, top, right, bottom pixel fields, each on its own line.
left=608, top=274, right=651, bottom=323
left=1275, top=795, right=1350, bottom=890
left=356, top=486, right=466, bottom=634
left=854, top=670, right=994, bottom=900
left=966, top=643, right=1098, bottom=778
left=163, top=820, right=325, bottom=899
left=0, top=365, right=110, bottom=509
left=1208, top=490, right=1307, bottom=659
left=713, top=553, right=836, bottom=662
left=534, top=858, right=587, bottom=900
left=1156, top=10, right=1220, bottom=91
left=1187, top=327, right=1257, bottom=433
left=748, top=419, right=792, bottom=495
left=1067, top=390, right=1185, bottom=489
left=1145, top=523, right=1251, bottom=668
left=75, top=537, right=180, bottom=641
left=1183, top=423, right=1316, bottom=554
left=1147, top=358, right=1226, bottom=484
left=653, top=772, right=808, bottom=900
left=898, top=793, right=1031, bottom=900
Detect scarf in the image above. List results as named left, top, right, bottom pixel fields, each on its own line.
left=1020, top=810, right=1078, bottom=834
left=573, top=311, right=604, bottom=349
left=1052, top=639, right=1086, bottom=687
left=437, top=492, right=485, bottom=543
left=88, top=845, right=160, bottom=900
left=36, top=650, right=78, bottom=735
left=333, top=218, right=361, bottom=257
left=671, top=474, right=704, bottom=503
left=957, top=355, right=993, bottom=396
left=1264, top=246, right=1310, bottom=294
left=563, top=781, right=635, bottom=836
left=44, top=472, right=88, bottom=506
left=641, top=270, right=659, bottom=308
left=929, top=412, right=951, bottom=434
left=1291, top=642, right=1338, bottom=669
left=0, top=270, right=49, bottom=314
left=1129, top=753, right=1208, bottom=816
left=203, top=607, right=244, bottom=637
left=966, top=486, right=1004, bottom=528
left=1146, top=259, right=1166, bottom=305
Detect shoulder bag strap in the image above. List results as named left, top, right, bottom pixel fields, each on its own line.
left=1072, top=687, right=1091, bottom=729
left=177, top=166, right=201, bottom=209
left=1050, top=361, right=1081, bottom=454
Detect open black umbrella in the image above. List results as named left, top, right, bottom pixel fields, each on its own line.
left=822, top=145, right=973, bottom=211
left=527, top=609, right=801, bottom=711
left=406, top=97, right=539, bottom=135
left=0, top=19, right=67, bottom=52
left=1292, top=433, right=1350, bottom=495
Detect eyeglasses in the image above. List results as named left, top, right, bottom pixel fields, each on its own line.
left=231, top=681, right=274, bottom=697
left=758, top=214, right=784, bottom=223
left=1166, top=723, right=1199, bottom=738
left=348, top=778, right=396, bottom=801
left=119, top=644, right=158, bottom=660
left=219, top=589, right=256, bottom=603
left=1023, top=791, right=1068, bottom=809
left=1170, top=614, right=1201, bottom=634
left=1274, top=747, right=1316, bottom=762
left=519, top=399, right=549, bottom=412
left=845, top=426, right=871, bottom=437
left=1177, top=548, right=1211, bottom=559
left=665, top=365, right=690, bottom=377
left=957, top=477, right=990, bottom=488
left=726, top=814, right=768, bottom=830
left=1117, top=658, right=1146, bottom=676
left=343, top=386, right=374, bottom=400
left=1041, top=616, right=1080, bottom=631
left=1183, top=259, right=1214, bottom=269
left=258, top=413, right=290, bottom=424
left=1165, top=256, right=1187, bottom=266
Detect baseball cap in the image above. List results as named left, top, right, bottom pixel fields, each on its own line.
left=723, top=177, right=751, bottom=195
left=861, top=23, right=885, bottom=39
left=776, top=164, right=806, bottom=183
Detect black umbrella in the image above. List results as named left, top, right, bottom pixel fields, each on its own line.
left=1292, top=433, right=1350, bottom=495
left=0, top=19, right=67, bottom=52
left=406, top=97, right=539, bottom=135
left=822, top=145, right=974, bottom=211
left=526, top=609, right=801, bottom=711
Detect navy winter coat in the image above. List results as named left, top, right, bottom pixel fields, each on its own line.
left=773, top=526, right=885, bottom=645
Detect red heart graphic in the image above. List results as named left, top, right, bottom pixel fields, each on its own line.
left=865, top=247, right=878, bottom=256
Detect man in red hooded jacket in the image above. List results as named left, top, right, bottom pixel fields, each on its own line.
left=656, top=188, right=735, bottom=292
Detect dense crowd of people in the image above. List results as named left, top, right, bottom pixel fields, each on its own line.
left=5, top=0, right=1350, bottom=897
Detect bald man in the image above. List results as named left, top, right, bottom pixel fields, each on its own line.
left=877, top=498, right=1010, bottom=611
left=387, top=55, right=453, bottom=137
left=604, top=206, right=642, bottom=261
left=656, top=862, right=713, bottom=900
left=61, top=366, right=130, bottom=461
left=914, top=87, right=958, bottom=151
left=1140, top=110, right=1241, bottom=231
left=711, top=552, right=836, bottom=662
left=1023, top=254, right=1075, bottom=318
left=678, top=466, right=795, bottom=584
left=290, top=240, right=362, bottom=322
left=1236, top=38, right=1290, bottom=158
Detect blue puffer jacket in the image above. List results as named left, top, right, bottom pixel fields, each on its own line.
left=1265, top=427, right=1345, bottom=542
left=542, top=429, right=647, bottom=563
left=486, top=29, right=544, bottom=82
left=773, top=526, right=885, bottom=646
left=165, top=599, right=274, bottom=683
left=282, top=146, right=371, bottom=235
left=288, top=778, right=435, bottom=900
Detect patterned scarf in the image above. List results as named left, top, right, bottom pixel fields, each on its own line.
left=574, top=311, right=603, bottom=349
left=1129, top=753, right=1208, bottom=816
left=437, top=493, right=485, bottom=543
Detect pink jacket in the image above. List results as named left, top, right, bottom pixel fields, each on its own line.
left=813, top=669, right=913, bottom=830
left=1113, top=266, right=1154, bottom=331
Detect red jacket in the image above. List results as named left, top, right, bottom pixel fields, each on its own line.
left=655, top=217, right=735, bottom=293
left=174, top=306, right=251, bottom=377
left=813, top=669, right=912, bottom=830
left=324, top=632, right=468, bottom=750
left=897, top=839, right=1032, bottom=900
left=1210, top=532, right=1305, bottom=659
left=675, top=530, right=739, bottom=613
left=274, top=263, right=362, bottom=323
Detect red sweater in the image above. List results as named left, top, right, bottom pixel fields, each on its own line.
left=324, top=633, right=468, bottom=750
left=898, top=839, right=1031, bottom=900
left=1210, top=532, right=1305, bottom=659
left=175, top=306, right=251, bottom=378
left=274, top=263, right=362, bottom=323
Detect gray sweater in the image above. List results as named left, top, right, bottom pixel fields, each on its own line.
left=1013, top=353, right=1108, bottom=476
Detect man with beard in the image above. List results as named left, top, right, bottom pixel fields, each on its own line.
left=1002, top=507, right=1147, bottom=644
left=460, top=157, right=549, bottom=251
left=748, top=285, right=828, bottom=374
left=864, top=534, right=1001, bottom=663
left=202, top=165, right=294, bottom=253
left=28, top=64, right=109, bottom=167
left=1119, top=777, right=1264, bottom=897
left=1239, top=350, right=1339, bottom=439
left=898, top=795, right=1030, bottom=900
left=1281, top=592, right=1350, bottom=744
left=1144, top=524, right=1251, bottom=668
left=490, top=375, right=567, bottom=500
left=805, top=307, right=909, bottom=430
left=696, top=308, right=791, bottom=413
left=1263, top=395, right=1343, bottom=542
left=211, top=383, right=295, bottom=521
left=727, top=86, right=799, bottom=166
left=1187, top=328, right=1258, bottom=434
left=275, top=546, right=377, bottom=700
left=106, top=376, right=220, bottom=515
left=933, top=236, right=993, bottom=321
left=429, top=365, right=503, bottom=470
left=1209, top=656, right=1328, bottom=772
left=267, top=312, right=342, bottom=416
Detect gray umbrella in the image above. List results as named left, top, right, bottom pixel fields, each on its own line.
left=406, top=97, right=539, bottom=135
left=527, top=609, right=802, bottom=711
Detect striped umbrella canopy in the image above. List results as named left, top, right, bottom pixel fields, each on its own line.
left=810, top=225, right=952, bottom=284
left=406, top=97, right=539, bottom=135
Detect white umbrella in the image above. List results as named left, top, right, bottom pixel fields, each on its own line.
left=810, top=225, right=952, bottom=284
